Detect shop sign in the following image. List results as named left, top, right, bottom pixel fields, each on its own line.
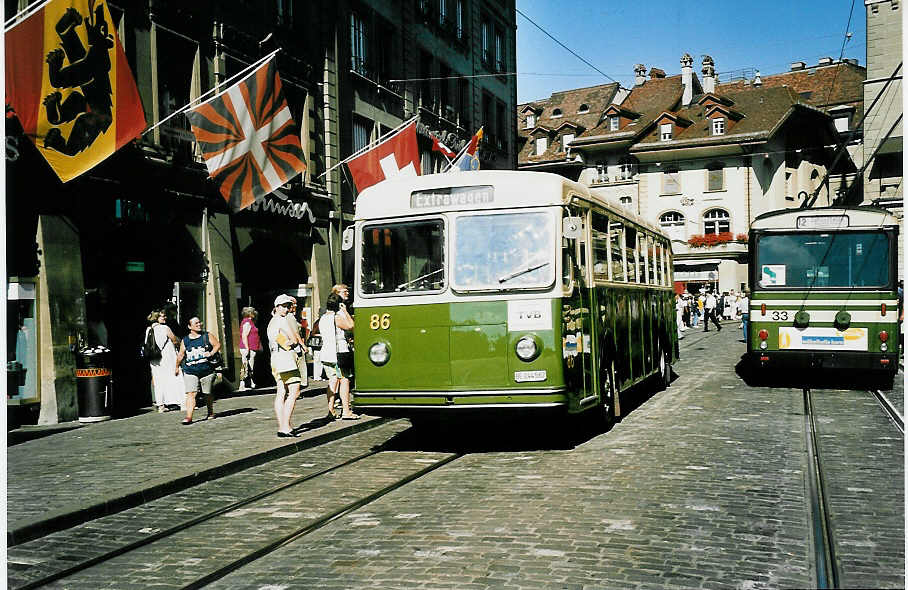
left=247, top=189, right=315, bottom=222
left=125, top=261, right=145, bottom=272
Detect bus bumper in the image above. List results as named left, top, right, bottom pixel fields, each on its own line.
left=352, top=388, right=568, bottom=415
left=750, top=350, right=898, bottom=372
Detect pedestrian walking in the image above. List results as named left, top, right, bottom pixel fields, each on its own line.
left=239, top=307, right=262, bottom=390
left=703, top=291, right=722, bottom=332
left=175, top=316, right=220, bottom=424
left=146, top=309, right=183, bottom=412
left=319, top=291, right=358, bottom=420
left=268, top=294, right=304, bottom=437
left=739, top=289, right=750, bottom=342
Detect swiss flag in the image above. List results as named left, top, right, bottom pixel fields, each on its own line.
left=346, top=121, right=421, bottom=193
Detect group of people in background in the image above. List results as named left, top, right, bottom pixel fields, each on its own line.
left=145, top=283, right=357, bottom=438
left=675, top=288, right=750, bottom=341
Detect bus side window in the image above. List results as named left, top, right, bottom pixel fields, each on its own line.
left=638, top=234, right=649, bottom=284
left=654, top=240, right=664, bottom=286
left=610, top=220, right=626, bottom=282
left=591, top=211, right=610, bottom=281
left=647, top=236, right=656, bottom=284
left=625, top=227, right=638, bottom=283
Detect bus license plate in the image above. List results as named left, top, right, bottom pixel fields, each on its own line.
left=514, top=370, right=547, bottom=382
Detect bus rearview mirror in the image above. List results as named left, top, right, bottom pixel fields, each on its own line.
left=341, top=227, right=354, bottom=251
left=563, top=217, right=583, bottom=239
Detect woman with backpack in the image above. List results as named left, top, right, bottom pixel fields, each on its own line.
left=145, top=310, right=183, bottom=413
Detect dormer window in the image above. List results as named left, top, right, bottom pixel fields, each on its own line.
left=525, top=113, right=536, bottom=129
left=551, top=108, right=562, bottom=118
left=535, top=137, right=547, bottom=156
left=660, top=123, right=672, bottom=141
left=578, top=104, right=589, bottom=114
left=610, top=116, right=620, bottom=131
left=712, top=117, right=725, bottom=136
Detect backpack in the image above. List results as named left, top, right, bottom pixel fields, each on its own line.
left=142, top=327, right=162, bottom=361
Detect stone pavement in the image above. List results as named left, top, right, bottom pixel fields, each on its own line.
left=6, top=380, right=385, bottom=545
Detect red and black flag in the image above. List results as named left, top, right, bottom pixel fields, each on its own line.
left=186, top=58, right=306, bottom=211
left=5, top=0, right=146, bottom=182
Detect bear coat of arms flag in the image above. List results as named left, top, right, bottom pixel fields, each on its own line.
left=346, top=120, right=421, bottom=194
left=186, top=58, right=306, bottom=211
left=449, top=126, right=483, bottom=172
left=4, top=0, right=147, bottom=182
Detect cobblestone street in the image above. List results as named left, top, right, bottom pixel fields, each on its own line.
left=7, top=322, right=904, bottom=589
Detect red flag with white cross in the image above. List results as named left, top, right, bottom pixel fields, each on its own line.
left=346, top=121, right=421, bottom=193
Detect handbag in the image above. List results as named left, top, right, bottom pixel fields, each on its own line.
left=272, top=347, right=298, bottom=373
left=203, top=333, right=224, bottom=371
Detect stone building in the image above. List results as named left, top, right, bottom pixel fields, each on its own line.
left=5, top=0, right=517, bottom=424
left=518, top=54, right=855, bottom=295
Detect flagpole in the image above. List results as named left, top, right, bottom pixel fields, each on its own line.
left=4, top=0, right=53, bottom=31
left=442, top=139, right=471, bottom=173
left=142, top=48, right=281, bottom=137
left=318, top=115, right=419, bottom=179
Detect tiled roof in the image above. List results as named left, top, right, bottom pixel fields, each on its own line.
left=719, top=62, right=865, bottom=130
left=579, top=76, right=685, bottom=141
left=517, top=82, right=619, bottom=163
left=632, top=85, right=811, bottom=150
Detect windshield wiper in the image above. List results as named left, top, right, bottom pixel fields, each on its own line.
left=396, top=268, right=443, bottom=291
left=498, top=262, right=550, bottom=284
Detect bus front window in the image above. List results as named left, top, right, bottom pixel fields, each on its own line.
left=453, top=211, right=555, bottom=291
left=756, top=231, right=890, bottom=288
left=360, top=220, right=445, bottom=294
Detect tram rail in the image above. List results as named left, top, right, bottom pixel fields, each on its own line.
left=11, top=420, right=462, bottom=590
left=870, top=388, right=904, bottom=434
left=803, top=387, right=840, bottom=589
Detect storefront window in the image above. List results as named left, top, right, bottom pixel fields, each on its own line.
left=7, top=282, right=38, bottom=402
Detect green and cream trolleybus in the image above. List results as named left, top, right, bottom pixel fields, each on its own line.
left=748, top=206, right=900, bottom=388
left=351, top=171, right=678, bottom=424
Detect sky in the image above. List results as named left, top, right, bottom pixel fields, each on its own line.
left=515, top=0, right=867, bottom=103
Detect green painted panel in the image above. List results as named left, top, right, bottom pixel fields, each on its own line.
left=451, top=323, right=509, bottom=387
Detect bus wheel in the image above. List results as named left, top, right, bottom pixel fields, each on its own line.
left=599, top=361, right=617, bottom=427
left=659, top=348, right=672, bottom=389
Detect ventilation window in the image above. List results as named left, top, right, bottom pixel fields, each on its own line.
left=551, top=108, right=562, bottom=118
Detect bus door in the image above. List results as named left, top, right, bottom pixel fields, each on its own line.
left=562, top=205, right=594, bottom=412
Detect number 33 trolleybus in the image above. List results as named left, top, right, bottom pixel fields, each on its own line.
left=350, top=170, right=678, bottom=425
left=748, top=206, right=900, bottom=388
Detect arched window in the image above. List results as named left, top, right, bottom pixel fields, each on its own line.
left=659, top=211, right=686, bottom=241
left=551, top=108, right=562, bottom=118
left=577, top=103, right=589, bottom=114
left=703, top=208, right=730, bottom=235
left=619, top=196, right=633, bottom=207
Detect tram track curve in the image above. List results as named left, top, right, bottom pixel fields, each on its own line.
left=10, top=420, right=463, bottom=590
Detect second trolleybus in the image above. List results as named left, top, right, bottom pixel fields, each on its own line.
left=350, top=170, right=678, bottom=424
left=748, top=206, right=900, bottom=388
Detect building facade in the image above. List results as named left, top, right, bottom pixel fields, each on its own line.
left=5, top=0, right=517, bottom=424
left=518, top=54, right=855, bottom=295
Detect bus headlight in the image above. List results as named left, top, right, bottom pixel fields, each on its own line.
left=515, top=336, right=540, bottom=362
left=368, top=342, right=390, bottom=366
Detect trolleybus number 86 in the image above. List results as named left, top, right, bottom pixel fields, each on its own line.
left=369, top=313, right=391, bottom=330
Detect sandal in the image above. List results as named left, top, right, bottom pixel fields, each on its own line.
left=181, top=418, right=192, bottom=425
left=206, top=413, right=216, bottom=420
left=341, top=414, right=361, bottom=420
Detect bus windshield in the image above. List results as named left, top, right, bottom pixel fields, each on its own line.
left=360, top=219, right=445, bottom=294
left=756, top=231, right=890, bottom=288
left=453, top=211, right=555, bottom=291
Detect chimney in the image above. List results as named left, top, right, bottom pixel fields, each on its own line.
left=790, top=61, right=806, bottom=71
left=753, top=70, right=762, bottom=87
left=648, top=67, right=665, bottom=79
left=818, top=56, right=833, bottom=66
left=680, top=53, right=693, bottom=105
left=634, top=64, right=647, bottom=86
left=701, top=55, right=716, bottom=94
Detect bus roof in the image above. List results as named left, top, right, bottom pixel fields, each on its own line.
left=751, top=206, right=900, bottom=230
left=354, top=170, right=664, bottom=235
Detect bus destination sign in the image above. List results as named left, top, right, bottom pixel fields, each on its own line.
left=411, top=186, right=494, bottom=209
left=796, top=215, right=849, bottom=229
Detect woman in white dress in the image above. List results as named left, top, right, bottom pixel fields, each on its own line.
left=147, top=310, right=184, bottom=412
